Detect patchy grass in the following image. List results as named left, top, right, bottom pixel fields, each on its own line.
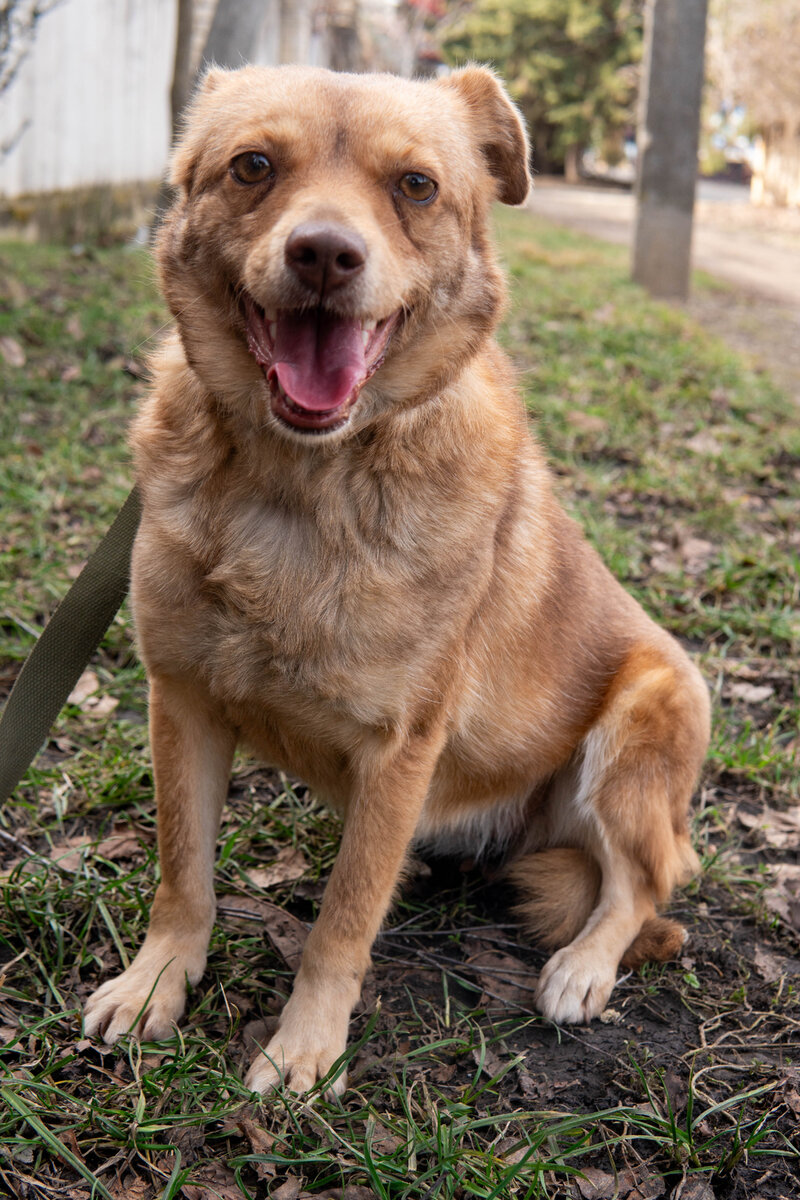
left=1, top=216, right=799, bottom=1200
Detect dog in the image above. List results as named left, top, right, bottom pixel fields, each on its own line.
left=84, top=64, right=710, bottom=1096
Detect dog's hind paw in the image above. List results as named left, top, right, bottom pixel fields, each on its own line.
left=535, top=944, right=616, bottom=1025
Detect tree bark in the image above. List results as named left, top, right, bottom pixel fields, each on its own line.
left=632, top=0, right=709, bottom=300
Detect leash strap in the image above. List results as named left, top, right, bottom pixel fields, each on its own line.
left=0, top=487, right=141, bottom=805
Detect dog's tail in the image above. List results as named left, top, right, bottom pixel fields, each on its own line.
left=505, top=847, right=687, bottom=968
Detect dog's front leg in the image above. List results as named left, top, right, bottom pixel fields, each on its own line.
left=84, top=675, right=235, bottom=1043
left=246, top=728, right=445, bottom=1098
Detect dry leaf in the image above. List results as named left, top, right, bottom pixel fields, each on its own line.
left=566, top=411, right=608, bottom=433
left=68, top=669, right=99, bottom=705
left=273, top=1178, right=303, bottom=1200
left=50, top=828, right=143, bottom=871
left=763, top=863, right=800, bottom=931
left=737, top=804, right=800, bottom=849
left=320, top=1189, right=379, bottom=1200
left=727, top=681, right=775, bottom=704
left=110, top=1176, right=152, bottom=1200
left=464, top=944, right=535, bottom=1009
left=248, top=846, right=309, bottom=889
left=685, top=431, right=722, bottom=456
left=183, top=1161, right=246, bottom=1200
left=678, top=536, right=714, bottom=574
left=471, top=1044, right=505, bottom=1080
left=66, top=669, right=119, bottom=717
left=0, top=336, right=26, bottom=367
left=753, top=945, right=788, bottom=983
left=218, top=895, right=309, bottom=971
left=673, top=1177, right=714, bottom=1200
left=167, top=1124, right=206, bottom=1164
left=576, top=1168, right=617, bottom=1199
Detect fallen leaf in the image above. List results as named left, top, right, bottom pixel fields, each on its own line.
left=566, top=411, right=608, bottom=434
left=237, top=1114, right=277, bottom=1180
left=50, top=827, right=144, bottom=871
left=167, top=1123, right=206, bottom=1163
left=50, top=835, right=94, bottom=871
left=465, top=946, right=535, bottom=1009
left=619, top=1169, right=666, bottom=1199
left=737, top=804, right=800, bottom=849
left=763, top=863, right=800, bottom=931
left=673, top=1177, right=714, bottom=1200
left=591, top=303, right=615, bottom=323
left=90, top=694, right=120, bottom=717
left=110, top=1176, right=152, bottom=1200
left=576, top=1168, right=616, bottom=1199
left=273, top=1176, right=303, bottom=1200
left=96, top=830, right=144, bottom=860
left=248, top=846, right=309, bottom=889
left=183, top=1160, right=246, bottom=1200
left=218, top=895, right=309, bottom=971
left=61, top=364, right=80, bottom=382
left=678, top=536, right=715, bottom=574
left=320, top=1190, right=379, bottom=1200
left=471, top=1044, right=505, bottom=1079
left=685, top=431, right=721, bottom=456
left=753, top=945, right=788, bottom=983
left=0, top=336, right=26, bottom=367
left=67, top=669, right=99, bottom=705
left=727, top=682, right=775, bottom=704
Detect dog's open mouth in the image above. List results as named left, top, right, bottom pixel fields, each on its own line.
left=243, top=296, right=400, bottom=433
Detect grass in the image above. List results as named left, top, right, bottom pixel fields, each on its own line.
left=1, top=213, right=799, bottom=1199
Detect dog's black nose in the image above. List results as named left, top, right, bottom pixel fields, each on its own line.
left=285, top=222, right=367, bottom=296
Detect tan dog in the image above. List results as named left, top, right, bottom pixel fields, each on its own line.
left=84, top=65, right=710, bottom=1095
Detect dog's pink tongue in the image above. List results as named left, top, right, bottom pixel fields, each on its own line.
left=269, top=310, right=365, bottom=412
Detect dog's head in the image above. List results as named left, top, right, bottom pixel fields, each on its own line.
left=158, top=65, right=530, bottom=443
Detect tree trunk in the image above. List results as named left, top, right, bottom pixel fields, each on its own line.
left=563, top=144, right=583, bottom=184
left=632, top=0, right=708, bottom=300
left=203, top=0, right=270, bottom=67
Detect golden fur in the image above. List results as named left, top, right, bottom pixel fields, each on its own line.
left=84, top=65, right=710, bottom=1095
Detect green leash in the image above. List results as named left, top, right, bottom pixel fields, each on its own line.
left=0, top=488, right=141, bottom=805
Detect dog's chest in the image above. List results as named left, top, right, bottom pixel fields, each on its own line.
left=138, top=483, right=469, bottom=732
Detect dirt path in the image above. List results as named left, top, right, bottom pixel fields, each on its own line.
left=527, top=179, right=800, bottom=402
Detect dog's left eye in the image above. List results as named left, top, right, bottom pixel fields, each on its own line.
left=397, top=173, right=437, bottom=204
left=230, top=152, right=274, bottom=185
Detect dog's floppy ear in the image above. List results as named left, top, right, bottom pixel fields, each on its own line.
left=169, top=66, right=230, bottom=193
left=442, top=66, right=531, bottom=206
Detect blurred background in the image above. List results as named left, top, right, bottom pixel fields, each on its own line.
left=1, top=0, right=799, bottom=239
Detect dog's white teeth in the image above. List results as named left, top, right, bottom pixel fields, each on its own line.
left=362, top=319, right=377, bottom=333
left=362, top=330, right=371, bottom=349
left=269, top=322, right=277, bottom=342
left=264, top=307, right=277, bottom=322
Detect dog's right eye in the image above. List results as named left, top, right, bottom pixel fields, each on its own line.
left=230, top=152, right=273, bottom=185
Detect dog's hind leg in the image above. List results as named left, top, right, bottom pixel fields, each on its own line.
left=84, top=675, right=235, bottom=1043
left=512, top=641, right=709, bottom=1024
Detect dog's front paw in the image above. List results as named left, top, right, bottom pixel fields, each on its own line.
left=536, top=944, right=616, bottom=1025
left=245, top=991, right=351, bottom=1098
left=84, top=956, right=193, bottom=1043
